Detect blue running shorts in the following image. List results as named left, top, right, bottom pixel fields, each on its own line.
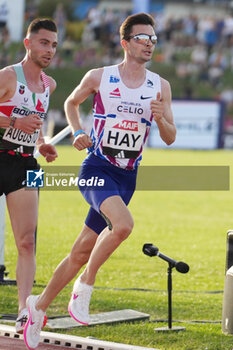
left=78, top=153, right=137, bottom=234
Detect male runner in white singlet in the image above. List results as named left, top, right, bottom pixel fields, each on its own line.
left=0, top=18, right=58, bottom=334
left=24, top=13, right=176, bottom=350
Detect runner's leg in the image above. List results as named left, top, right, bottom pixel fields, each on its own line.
left=6, top=188, right=38, bottom=313
left=81, top=195, right=134, bottom=285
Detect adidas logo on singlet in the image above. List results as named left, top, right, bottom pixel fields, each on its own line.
left=115, top=150, right=125, bottom=158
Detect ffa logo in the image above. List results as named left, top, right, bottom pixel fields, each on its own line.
left=109, top=75, right=120, bottom=83
left=19, top=85, right=25, bottom=95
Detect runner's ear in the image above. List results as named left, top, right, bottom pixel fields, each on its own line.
left=24, top=38, right=29, bottom=50
left=121, top=40, right=127, bottom=49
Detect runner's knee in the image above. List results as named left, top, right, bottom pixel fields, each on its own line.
left=69, top=249, right=90, bottom=266
left=113, top=218, right=134, bottom=241
left=16, top=231, right=35, bottom=255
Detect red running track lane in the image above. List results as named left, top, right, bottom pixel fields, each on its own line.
left=0, top=336, right=83, bottom=350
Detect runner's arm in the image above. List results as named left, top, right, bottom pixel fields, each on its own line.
left=150, top=78, right=176, bottom=145
left=64, top=68, right=103, bottom=151
left=36, top=74, right=58, bottom=161
left=0, top=68, right=42, bottom=133
left=0, top=68, right=16, bottom=128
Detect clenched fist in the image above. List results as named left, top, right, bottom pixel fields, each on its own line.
left=73, top=132, right=93, bottom=151
left=150, top=92, right=164, bottom=123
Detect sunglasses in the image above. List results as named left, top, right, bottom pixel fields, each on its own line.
left=128, top=33, right=158, bottom=45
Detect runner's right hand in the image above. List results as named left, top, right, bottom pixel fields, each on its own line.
left=73, top=133, right=93, bottom=151
left=15, top=114, right=43, bottom=134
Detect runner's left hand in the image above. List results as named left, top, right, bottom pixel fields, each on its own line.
left=39, top=143, right=58, bottom=162
left=150, top=92, right=164, bottom=123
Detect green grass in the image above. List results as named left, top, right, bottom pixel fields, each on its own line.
left=2, top=146, right=233, bottom=349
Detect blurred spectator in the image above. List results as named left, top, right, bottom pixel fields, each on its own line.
left=87, top=6, right=102, bottom=41
left=0, top=3, right=10, bottom=70
left=0, top=2, right=8, bottom=40
left=62, top=36, right=75, bottom=59
left=104, top=8, right=115, bottom=35
left=223, top=15, right=233, bottom=42
left=208, top=48, right=228, bottom=86
left=53, top=3, right=67, bottom=46
left=73, top=47, right=86, bottom=67
left=15, top=47, right=25, bottom=64
left=82, top=20, right=95, bottom=44
left=182, top=14, right=198, bottom=47
left=25, top=2, right=38, bottom=28
left=220, top=87, right=233, bottom=109
left=3, top=2, right=233, bottom=119
left=197, top=16, right=210, bottom=43
left=176, top=61, right=189, bottom=79
left=204, top=17, right=218, bottom=54
left=191, top=44, right=208, bottom=66
left=0, top=50, right=10, bottom=68
left=1, top=25, right=10, bottom=48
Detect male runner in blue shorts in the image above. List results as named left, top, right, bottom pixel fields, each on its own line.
left=0, top=18, right=58, bottom=333
left=24, top=13, right=176, bottom=350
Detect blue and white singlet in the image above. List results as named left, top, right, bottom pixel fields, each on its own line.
left=89, top=64, right=161, bottom=170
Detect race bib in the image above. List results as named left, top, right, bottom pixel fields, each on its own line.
left=102, top=117, right=146, bottom=159
left=3, top=127, right=40, bottom=147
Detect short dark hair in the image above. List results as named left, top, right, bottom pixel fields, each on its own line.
left=120, top=13, right=155, bottom=41
left=26, top=18, right=57, bottom=36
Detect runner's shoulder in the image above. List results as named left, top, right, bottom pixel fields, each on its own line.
left=86, top=67, right=104, bottom=83
left=0, top=66, right=17, bottom=101
left=0, top=66, right=17, bottom=86
left=84, top=67, right=104, bottom=92
left=46, top=75, right=56, bottom=95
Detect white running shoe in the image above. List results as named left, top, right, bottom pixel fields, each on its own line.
left=16, top=308, right=29, bottom=334
left=24, top=295, right=46, bottom=350
left=68, top=277, right=93, bottom=325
